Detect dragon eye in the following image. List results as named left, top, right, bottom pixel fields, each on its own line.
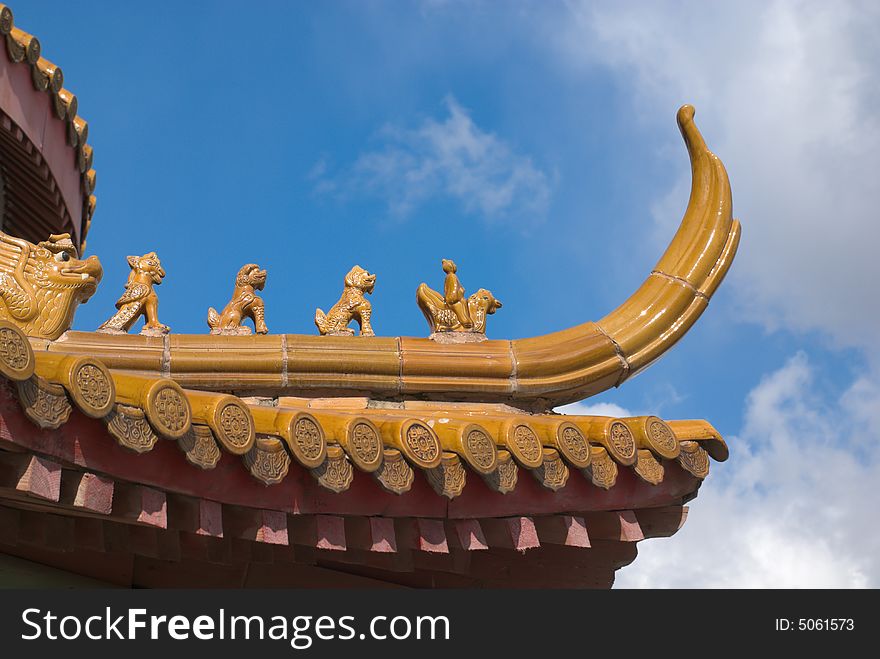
left=54, top=251, right=71, bottom=262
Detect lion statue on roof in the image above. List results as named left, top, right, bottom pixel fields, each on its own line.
left=207, top=263, right=268, bottom=335
left=315, top=265, right=376, bottom=337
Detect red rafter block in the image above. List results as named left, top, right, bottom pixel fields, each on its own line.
left=60, top=471, right=114, bottom=514
left=0, top=453, right=61, bottom=502
left=415, top=518, right=448, bottom=554
left=291, top=514, right=345, bottom=551
left=316, top=515, right=346, bottom=551
left=168, top=495, right=223, bottom=538
left=226, top=507, right=288, bottom=546
left=452, top=519, right=488, bottom=551
left=345, top=516, right=397, bottom=553
left=197, top=499, right=223, bottom=538
left=482, top=516, right=540, bottom=551
left=583, top=510, right=645, bottom=542
left=368, top=517, right=397, bottom=553
left=634, top=505, right=688, bottom=538
left=534, top=515, right=591, bottom=548
left=113, top=483, right=167, bottom=528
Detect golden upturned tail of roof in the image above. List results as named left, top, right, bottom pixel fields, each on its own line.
left=512, top=105, right=741, bottom=404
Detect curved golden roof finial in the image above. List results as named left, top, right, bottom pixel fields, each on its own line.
left=508, top=104, right=740, bottom=404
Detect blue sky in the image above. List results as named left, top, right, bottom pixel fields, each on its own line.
left=18, top=1, right=879, bottom=586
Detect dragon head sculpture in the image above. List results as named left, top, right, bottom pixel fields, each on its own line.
left=0, top=231, right=103, bottom=340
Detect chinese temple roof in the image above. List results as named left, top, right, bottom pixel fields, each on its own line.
left=0, top=3, right=739, bottom=587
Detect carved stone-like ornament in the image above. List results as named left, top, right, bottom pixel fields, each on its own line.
left=310, top=445, right=354, bottom=493
left=609, top=421, right=636, bottom=463
left=0, top=319, right=35, bottom=381
left=463, top=425, right=496, bottom=473
left=677, top=440, right=710, bottom=479
left=16, top=376, right=72, bottom=429
left=107, top=404, right=159, bottom=453
left=402, top=421, right=441, bottom=466
left=341, top=418, right=383, bottom=472
left=648, top=417, right=678, bottom=454
left=69, top=358, right=115, bottom=418
left=177, top=425, right=221, bottom=470
left=555, top=421, right=591, bottom=468
left=426, top=452, right=466, bottom=499
left=482, top=449, right=518, bottom=494
left=243, top=435, right=291, bottom=486
left=533, top=448, right=569, bottom=491
left=207, top=264, right=268, bottom=335
left=416, top=259, right=502, bottom=341
left=509, top=423, right=542, bottom=466
left=0, top=232, right=102, bottom=341
left=288, top=413, right=327, bottom=468
left=314, top=265, right=376, bottom=336
left=375, top=448, right=414, bottom=495
left=634, top=448, right=664, bottom=485
left=145, top=380, right=191, bottom=440
left=584, top=446, right=618, bottom=490
left=214, top=400, right=255, bottom=454
left=97, top=252, right=169, bottom=336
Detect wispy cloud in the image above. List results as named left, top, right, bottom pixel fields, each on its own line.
left=615, top=353, right=880, bottom=588
left=556, top=401, right=634, bottom=418
left=314, top=96, right=553, bottom=226
left=547, top=0, right=880, bottom=358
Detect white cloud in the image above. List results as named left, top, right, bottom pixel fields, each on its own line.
left=615, top=353, right=880, bottom=588
left=545, top=1, right=880, bottom=359
left=555, top=401, right=634, bottom=418
left=316, top=96, right=553, bottom=226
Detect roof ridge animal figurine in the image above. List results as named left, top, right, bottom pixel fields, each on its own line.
left=416, top=258, right=501, bottom=342
left=97, top=251, right=169, bottom=336
left=315, top=265, right=376, bottom=337
left=0, top=231, right=103, bottom=340
left=207, top=263, right=268, bottom=335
